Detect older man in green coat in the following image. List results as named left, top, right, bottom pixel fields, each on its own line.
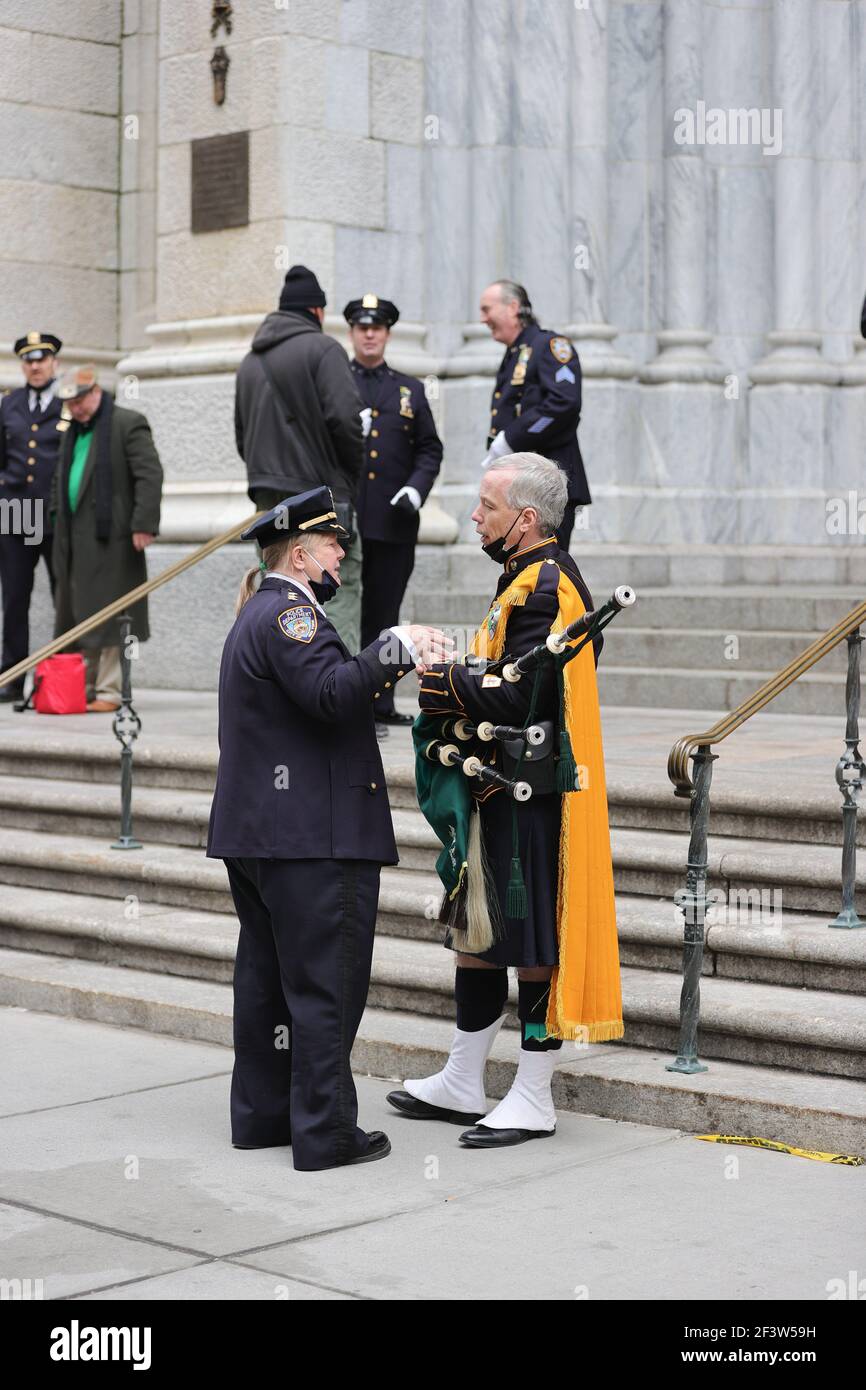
left=51, top=365, right=163, bottom=711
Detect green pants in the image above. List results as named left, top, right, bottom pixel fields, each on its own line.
left=323, top=529, right=362, bottom=654
left=250, top=490, right=363, bottom=655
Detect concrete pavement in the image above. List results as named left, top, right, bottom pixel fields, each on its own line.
left=1, top=1006, right=863, bottom=1302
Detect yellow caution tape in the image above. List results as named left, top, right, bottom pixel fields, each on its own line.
left=696, top=1134, right=864, bottom=1165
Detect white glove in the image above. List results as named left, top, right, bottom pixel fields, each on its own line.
left=480, top=430, right=513, bottom=468
left=359, top=406, right=372, bottom=438
left=390, top=485, right=422, bottom=510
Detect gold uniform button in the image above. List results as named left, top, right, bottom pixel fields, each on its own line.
left=384, top=681, right=392, bottom=689
left=368, top=470, right=375, bottom=479
left=31, top=423, right=38, bottom=431
left=370, top=782, right=377, bottom=791
left=397, top=670, right=405, bottom=677
left=373, top=692, right=380, bottom=699
left=371, top=429, right=379, bottom=438
left=26, top=474, right=34, bottom=483
left=370, top=450, right=378, bottom=458
left=371, top=409, right=379, bottom=417
left=495, top=391, right=501, bottom=398
left=28, top=440, right=36, bottom=448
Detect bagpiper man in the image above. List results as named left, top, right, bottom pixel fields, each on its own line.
left=480, top=280, right=589, bottom=552
left=386, top=453, right=622, bottom=1148
left=0, top=332, right=64, bottom=701
left=345, top=294, right=443, bottom=735
left=206, top=485, right=452, bottom=1171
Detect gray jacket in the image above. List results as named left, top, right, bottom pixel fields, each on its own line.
left=234, top=311, right=363, bottom=504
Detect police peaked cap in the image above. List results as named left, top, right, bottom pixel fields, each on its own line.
left=343, top=294, right=399, bottom=328
left=241, top=485, right=351, bottom=549
left=14, top=331, right=62, bottom=360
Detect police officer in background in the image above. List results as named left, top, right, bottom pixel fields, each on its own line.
left=206, top=485, right=452, bottom=1171
left=0, top=332, right=64, bottom=701
left=345, top=295, right=443, bottom=735
left=480, top=280, right=589, bottom=552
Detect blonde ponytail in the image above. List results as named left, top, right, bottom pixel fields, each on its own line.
left=235, top=533, right=303, bottom=614
left=235, top=565, right=262, bottom=614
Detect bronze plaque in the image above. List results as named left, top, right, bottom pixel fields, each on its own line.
left=191, top=130, right=249, bottom=234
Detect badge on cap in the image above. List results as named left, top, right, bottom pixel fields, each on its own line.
left=278, top=606, right=317, bottom=643
left=27, top=331, right=39, bottom=345
left=550, top=337, right=573, bottom=364
left=362, top=294, right=379, bottom=308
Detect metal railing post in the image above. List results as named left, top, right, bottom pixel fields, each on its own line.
left=110, top=614, right=142, bottom=851
left=667, top=743, right=716, bottom=1073
left=829, top=628, right=866, bottom=929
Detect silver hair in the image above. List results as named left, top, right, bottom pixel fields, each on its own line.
left=491, top=278, right=533, bottom=325
left=485, top=453, right=567, bottom=534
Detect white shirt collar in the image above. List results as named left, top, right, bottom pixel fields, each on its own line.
left=28, top=381, right=56, bottom=412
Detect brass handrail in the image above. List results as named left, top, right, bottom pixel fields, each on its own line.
left=667, top=596, right=866, bottom=796
left=0, top=510, right=261, bottom=689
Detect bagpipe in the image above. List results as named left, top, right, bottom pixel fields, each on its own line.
left=419, top=585, right=637, bottom=801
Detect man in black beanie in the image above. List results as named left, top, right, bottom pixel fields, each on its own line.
left=235, top=265, right=365, bottom=652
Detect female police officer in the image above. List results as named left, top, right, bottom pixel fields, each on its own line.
left=207, top=485, right=451, bottom=1171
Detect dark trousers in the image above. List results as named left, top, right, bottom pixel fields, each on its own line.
left=225, top=855, right=381, bottom=1171
left=556, top=500, right=579, bottom=553
left=0, top=527, right=54, bottom=684
left=361, top=538, right=416, bottom=715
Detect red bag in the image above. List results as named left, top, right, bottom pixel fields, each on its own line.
left=33, top=654, right=88, bottom=715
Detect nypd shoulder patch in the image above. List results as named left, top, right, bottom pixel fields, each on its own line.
left=550, top=336, right=573, bottom=364
left=278, top=606, right=317, bottom=643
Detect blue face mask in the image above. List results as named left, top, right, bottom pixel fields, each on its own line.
left=302, top=548, right=340, bottom=604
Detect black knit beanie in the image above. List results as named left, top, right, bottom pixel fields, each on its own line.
left=279, top=264, right=327, bottom=311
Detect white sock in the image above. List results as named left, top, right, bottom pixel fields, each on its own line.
left=477, top=1048, right=557, bottom=1132
left=403, top=1015, right=505, bottom=1114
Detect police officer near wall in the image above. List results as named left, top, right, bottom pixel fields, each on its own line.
left=480, top=280, right=590, bottom=552
left=206, top=485, right=452, bottom=1171
left=345, top=295, right=443, bottom=736
left=0, top=332, right=64, bottom=700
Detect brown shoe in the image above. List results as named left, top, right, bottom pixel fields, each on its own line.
left=86, top=699, right=120, bottom=713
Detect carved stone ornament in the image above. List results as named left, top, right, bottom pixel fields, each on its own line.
left=210, top=45, right=230, bottom=106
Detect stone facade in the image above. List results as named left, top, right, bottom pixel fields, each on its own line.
left=1, top=0, right=866, bottom=550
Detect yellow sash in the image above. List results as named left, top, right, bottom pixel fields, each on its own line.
left=471, top=561, right=624, bottom=1043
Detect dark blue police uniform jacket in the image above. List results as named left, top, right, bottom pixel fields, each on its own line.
left=0, top=385, right=65, bottom=517
left=489, top=322, right=590, bottom=506
left=206, top=575, right=413, bottom=862
left=351, top=361, right=443, bottom=543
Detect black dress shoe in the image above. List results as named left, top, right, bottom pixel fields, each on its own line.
left=376, top=710, right=415, bottom=726
left=336, top=1130, right=391, bottom=1166
left=0, top=684, right=24, bottom=704
left=386, top=1089, right=484, bottom=1125
left=458, top=1124, right=556, bottom=1148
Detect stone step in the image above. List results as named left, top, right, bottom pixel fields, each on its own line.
left=387, top=765, right=858, bottom=849
left=407, top=544, right=866, bottom=596
left=0, top=753, right=856, bottom=854
left=404, top=585, right=864, bottom=635
left=0, top=821, right=858, bottom=920
left=597, top=665, right=845, bottom=718
left=2, top=884, right=866, bottom=1076
left=5, top=882, right=864, bottom=996
left=1, top=947, right=863, bottom=1152
left=601, top=628, right=849, bottom=673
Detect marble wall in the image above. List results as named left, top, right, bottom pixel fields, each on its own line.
left=2, top=0, right=866, bottom=547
